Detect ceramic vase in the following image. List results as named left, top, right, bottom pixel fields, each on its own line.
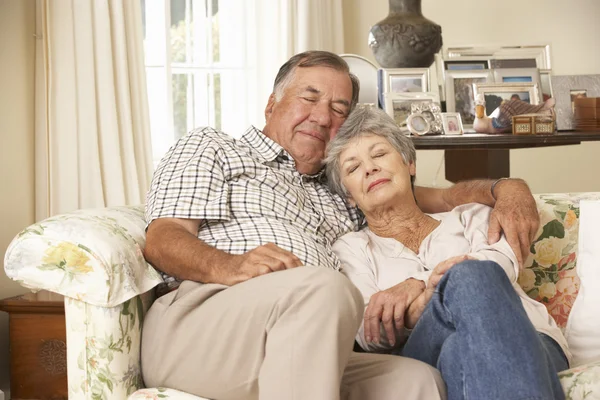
left=369, top=0, right=443, bottom=68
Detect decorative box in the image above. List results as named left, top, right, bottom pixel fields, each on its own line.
left=512, top=113, right=555, bottom=135
left=574, top=97, right=600, bottom=130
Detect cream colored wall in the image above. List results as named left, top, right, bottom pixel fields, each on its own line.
left=0, top=0, right=36, bottom=393
left=343, top=0, right=600, bottom=193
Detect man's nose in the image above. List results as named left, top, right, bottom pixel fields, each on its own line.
left=309, top=102, right=332, bottom=127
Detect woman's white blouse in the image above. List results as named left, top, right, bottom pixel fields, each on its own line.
left=332, top=203, right=570, bottom=363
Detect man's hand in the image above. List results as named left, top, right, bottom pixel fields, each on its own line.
left=405, top=255, right=473, bottom=328
left=487, top=179, right=539, bottom=267
left=222, top=243, right=303, bottom=286
left=364, top=279, right=425, bottom=347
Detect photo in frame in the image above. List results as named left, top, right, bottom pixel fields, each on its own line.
left=441, top=112, right=464, bottom=135
left=444, top=60, right=489, bottom=70
left=444, top=70, right=494, bottom=128
left=473, top=83, right=541, bottom=116
left=383, top=92, right=440, bottom=129
left=380, top=68, right=430, bottom=94
left=493, top=68, right=541, bottom=90
left=551, top=75, right=600, bottom=130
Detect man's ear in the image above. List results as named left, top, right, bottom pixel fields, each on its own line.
left=264, top=93, right=276, bottom=122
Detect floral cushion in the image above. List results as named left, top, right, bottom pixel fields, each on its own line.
left=4, top=206, right=163, bottom=307
left=128, top=388, right=209, bottom=400
left=519, top=193, right=600, bottom=328
left=559, top=360, right=600, bottom=400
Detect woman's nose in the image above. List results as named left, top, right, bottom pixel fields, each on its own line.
left=365, top=162, right=380, bottom=176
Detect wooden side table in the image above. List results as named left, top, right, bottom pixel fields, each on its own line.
left=0, top=291, right=67, bottom=400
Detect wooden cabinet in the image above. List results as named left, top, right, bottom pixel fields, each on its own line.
left=0, top=291, right=67, bottom=400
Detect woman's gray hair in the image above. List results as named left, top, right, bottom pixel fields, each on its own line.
left=325, top=106, right=416, bottom=198
left=273, top=51, right=360, bottom=111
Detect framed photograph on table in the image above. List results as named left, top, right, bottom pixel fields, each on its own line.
left=473, top=83, right=540, bottom=116
left=551, top=75, right=600, bottom=130
left=493, top=68, right=541, bottom=94
left=445, top=70, right=494, bottom=128
left=441, top=112, right=464, bottom=135
left=539, top=69, right=554, bottom=101
left=444, top=60, right=489, bottom=70
left=383, top=92, right=440, bottom=129
left=380, top=68, right=430, bottom=94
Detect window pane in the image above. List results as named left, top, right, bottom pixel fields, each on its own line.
left=172, top=73, right=189, bottom=140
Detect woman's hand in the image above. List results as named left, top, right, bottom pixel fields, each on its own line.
left=405, top=255, right=474, bottom=328
left=364, top=278, right=425, bottom=347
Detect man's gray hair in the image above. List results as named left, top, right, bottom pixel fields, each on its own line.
left=273, top=51, right=360, bottom=111
left=325, top=106, right=416, bottom=198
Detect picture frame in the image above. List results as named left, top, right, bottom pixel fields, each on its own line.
left=406, top=113, right=431, bottom=136
left=380, top=68, right=430, bottom=94
left=539, top=69, right=554, bottom=101
left=383, top=92, right=440, bottom=129
left=551, top=75, right=600, bottom=130
left=441, top=112, right=464, bottom=135
left=473, top=83, right=541, bottom=116
left=444, top=44, right=552, bottom=69
left=493, top=68, right=541, bottom=91
left=444, top=60, right=489, bottom=70
left=444, top=70, right=494, bottom=128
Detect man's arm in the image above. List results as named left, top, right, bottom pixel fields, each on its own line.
left=414, top=180, right=495, bottom=213
left=144, top=218, right=302, bottom=286
left=414, top=178, right=539, bottom=266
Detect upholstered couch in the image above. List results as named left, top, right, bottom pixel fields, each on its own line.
left=4, top=193, right=600, bottom=400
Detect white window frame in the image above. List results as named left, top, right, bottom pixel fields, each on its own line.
left=142, top=0, right=256, bottom=164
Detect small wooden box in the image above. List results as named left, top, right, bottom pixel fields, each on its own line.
left=0, top=291, right=67, bottom=400
left=512, top=113, right=556, bottom=135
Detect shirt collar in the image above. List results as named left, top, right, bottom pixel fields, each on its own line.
left=240, top=126, right=326, bottom=181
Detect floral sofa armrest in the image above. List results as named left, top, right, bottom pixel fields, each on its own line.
left=65, top=292, right=155, bottom=400
left=3, top=205, right=163, bottom=307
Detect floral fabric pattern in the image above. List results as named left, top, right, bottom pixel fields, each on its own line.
left=520, top=193, right=600, bottom=328
left=128, top=387, right=208, bottom=400
left=559, top=360, right=600, bottom=400
left=4, top=205, right=163, bottom=307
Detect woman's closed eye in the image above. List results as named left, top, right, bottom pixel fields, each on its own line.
left=372, top=151, right=387, bottom=158
left=345, top=164, right=359, bottom=174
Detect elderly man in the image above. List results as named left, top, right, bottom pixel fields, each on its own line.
left=142, top=51, right=539, bottom=400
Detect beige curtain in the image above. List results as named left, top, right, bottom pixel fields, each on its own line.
left=252, top=0, right=345, bottom=125
left=35, top=0, right=154, bottom=220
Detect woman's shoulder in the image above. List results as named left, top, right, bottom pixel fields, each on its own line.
left=333, top=228, right=371, bottom=249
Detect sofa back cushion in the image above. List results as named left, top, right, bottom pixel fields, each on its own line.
left=520, top=193, right=600, bottom=335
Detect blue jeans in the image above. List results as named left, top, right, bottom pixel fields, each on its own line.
left=399, top=260, right=568, bottom=400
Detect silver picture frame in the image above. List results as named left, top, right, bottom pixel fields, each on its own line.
left=473, top=83, right=541, bottom=116
left=493, top=68, right=541, bottom=91
left=383, top=92, right=440, bottom=130
left=551, top=75, right=600, bottom=130
left=444, top=69, right=494, bottom=128
left=380, top=68, right=430, bottom=94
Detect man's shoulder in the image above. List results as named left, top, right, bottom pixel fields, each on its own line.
left=183, top=127, right=238, bottom=149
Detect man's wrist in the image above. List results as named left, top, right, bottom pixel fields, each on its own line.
left=490, top=177, right=511, bottom=201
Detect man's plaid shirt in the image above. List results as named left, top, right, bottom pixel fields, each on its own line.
left=146, top=126, right=361, bottom=294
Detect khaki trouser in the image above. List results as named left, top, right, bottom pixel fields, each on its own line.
left=142, top=267, right=446, bottom=400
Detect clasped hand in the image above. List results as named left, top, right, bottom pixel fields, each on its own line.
left=364, top=255, right=473, bottom=348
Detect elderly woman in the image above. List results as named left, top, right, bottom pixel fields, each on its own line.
left=325, top=106, right=569, bottom=400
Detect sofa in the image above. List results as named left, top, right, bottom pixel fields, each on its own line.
left=3, top=193, right=600, bottom=400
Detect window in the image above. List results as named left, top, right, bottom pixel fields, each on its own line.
left=141, top=0, right=257, bottom=163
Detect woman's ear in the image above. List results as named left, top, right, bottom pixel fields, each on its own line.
left=347, top=196, right=357, bottom=208
left=409, top=161, right=416, bottom=177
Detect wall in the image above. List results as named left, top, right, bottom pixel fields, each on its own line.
left=343, top=0, right=600, bottom=193
left=0, top=0, right=36, bottom=395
